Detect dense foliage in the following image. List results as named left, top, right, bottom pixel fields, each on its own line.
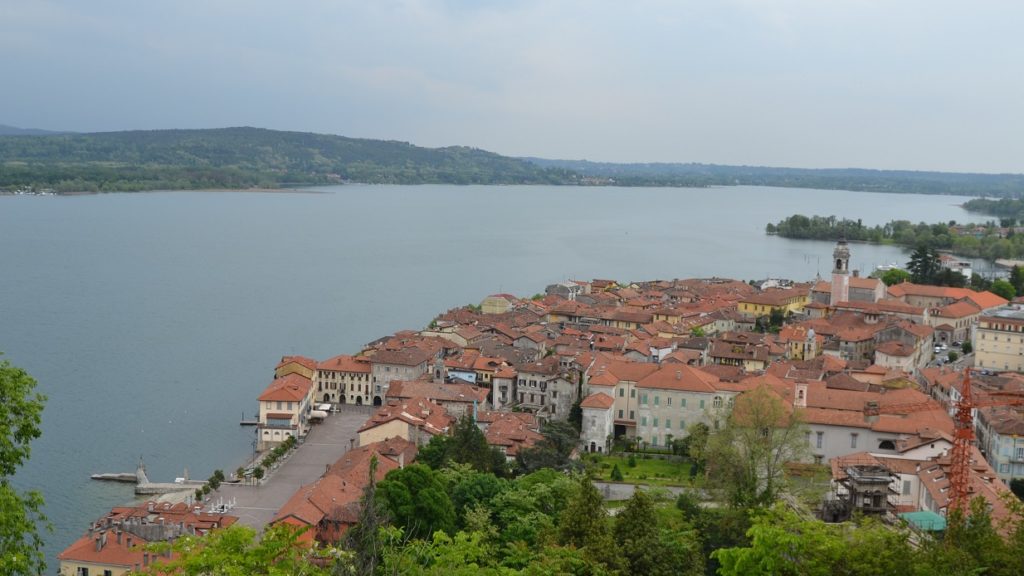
left=0, top=128, right=577, bottom=192
left=767, top=213, right=1024, bottom=261
left=528, top=158, right=1024, bottom=196
left=962, top=197, right=1024, bottom=221
left=0, top=355, right=49, bottom=576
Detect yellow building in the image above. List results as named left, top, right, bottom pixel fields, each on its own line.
left=257, top=373, right=314, bottom=450
left=975, top=311, right=1024, bottom=373
left=737, top=288, right=810, bottom=318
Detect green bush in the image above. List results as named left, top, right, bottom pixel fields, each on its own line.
left=611, top=464, right=624, bottom=481
left=628, top=455, right=637, bottom=468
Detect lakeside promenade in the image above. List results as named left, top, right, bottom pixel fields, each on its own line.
left=210, top=404, right=375, bottom=529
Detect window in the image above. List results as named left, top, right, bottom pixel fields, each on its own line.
left=667, top=397, right=672, bottom=406
left=77, top=568, right=89, bottom=576
left=653, top=417, right=659, bottom=427
left=287, top=402, right=293, bottom=411
left=104, top=571, right=112, bottom=576
left=641, top=416, right=648, bottom=426
left=630, top=410, right=635, bottom=420
left=851, top=433, right=858, bottom=449
left=276, top=401, right=282, bottom=410
left=699, top=399, right=705, bottom=409
left=618, top=409, right=623, bottom=418
left=654, top=396, right=660, bottom=406
left=630, top=389, right=636, bottom=398
left=816, top=431, right=824, bottom=449
left=902, top=480, right=912, bottom=496
left=681, top=398, right=687, bottom=407
left=713, top=396, right=723, bottom=408
left=552, top=391, right=558, bottom=399
left=618, top=388, right=624, bottom=397
left=642, top=393, right=648, bottom=405
left=665, top=419, right=671, bottom=429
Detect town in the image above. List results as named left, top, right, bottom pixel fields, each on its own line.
left=57, top=239, right=1024, bottom=574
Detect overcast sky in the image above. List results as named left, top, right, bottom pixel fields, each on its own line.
left=1, top=1, right=1021, bottom=173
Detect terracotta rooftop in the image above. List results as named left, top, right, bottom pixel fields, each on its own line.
left=258, top=373, right=312, bottom=402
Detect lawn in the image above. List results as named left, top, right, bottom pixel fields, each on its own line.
left=588, top=454, right=695, bottom=487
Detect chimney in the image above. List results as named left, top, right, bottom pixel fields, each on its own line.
left=116, top=530, right=122, bottom=545
left=676, top=370, right=682, bottom=380
left=95, top=536, right=102, bottom=552
left=398, top=451, right=405, bottom=469
left=853, top=270, right=860, bottom=278
left=127, top=536, right=133, bottom=549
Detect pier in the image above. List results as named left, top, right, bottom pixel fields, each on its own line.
left=91, top=458, right=205, bottom=495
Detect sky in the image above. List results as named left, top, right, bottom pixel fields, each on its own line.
left=1, top=0, right=1021, bottom=173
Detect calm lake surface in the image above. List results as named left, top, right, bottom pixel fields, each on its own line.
left=0, top=184, right=990, bottom=567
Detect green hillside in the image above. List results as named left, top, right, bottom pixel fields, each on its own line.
left=0, top=127, right=576, bottom=192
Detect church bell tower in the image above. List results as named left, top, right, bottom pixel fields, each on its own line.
left=830, top=239, right=850, bottom=305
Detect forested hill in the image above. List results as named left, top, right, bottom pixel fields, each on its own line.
left=526, top=158, right=1024, bottom=197
left=0, top=127, right=577, bottom=192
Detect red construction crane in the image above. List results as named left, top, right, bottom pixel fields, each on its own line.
left=864, top=369, right=1024, bottom=514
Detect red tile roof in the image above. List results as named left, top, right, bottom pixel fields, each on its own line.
left=258, top=373, right=312, bottom=402
left=317, top=354, right=371, bottom=373
left=580, top=392, right=615, bottom=409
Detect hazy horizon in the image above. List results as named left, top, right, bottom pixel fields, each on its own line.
left=2, top=1, right=1022, bottom=174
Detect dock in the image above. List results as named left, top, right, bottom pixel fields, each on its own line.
left=92, top=458, right=204, bottom=495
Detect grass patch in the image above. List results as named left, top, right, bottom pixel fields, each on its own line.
left=589, top=454, right=694, bottom=487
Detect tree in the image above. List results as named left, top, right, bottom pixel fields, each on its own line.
left=615, top=489, right=703, bottom=576
left=991, top=278, right=1016, bottom=300
left=681, top=422, right=710, bottom=472
left=1011, top=266, right=1024, bottom=295
left=0, top=356, right=48, bottom=576
left=880, top=268, right=911, bottom=286
left=962, top=341, right=973, bottom=354
left=346, top=455, right=388, bottom=576
left=137, top=524, right=338, bottom=575
left=690, top=326, right=706, bottom=337
left=610, top=464, right=624, bottom=482
left=706, top=385, right=808, bottom=507
left=557, top=476, right=621, bottom=571
left=376, top=464, right=456, bottom=539
left=419, top=417, right=508, bottom=477
left=516, top=420, right=579, bottom=473
left=907, top=245, right=940, bottom=284
left=714, top=505, right=918, bottom=576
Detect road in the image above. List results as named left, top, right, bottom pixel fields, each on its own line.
left=211, top=405, right=374, bottom=530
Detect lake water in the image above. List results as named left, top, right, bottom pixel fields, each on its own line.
left=0, top=184, right=989, bottom=568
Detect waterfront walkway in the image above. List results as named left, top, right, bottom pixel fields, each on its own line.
left=212, top=404, right=375, bottom=530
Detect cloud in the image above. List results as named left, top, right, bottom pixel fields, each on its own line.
left=0, top=0, right=1021, bottom=172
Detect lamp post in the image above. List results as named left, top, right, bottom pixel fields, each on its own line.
left=251, top=434, right=258, bottom=486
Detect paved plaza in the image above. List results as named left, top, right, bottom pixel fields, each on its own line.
left=214, top=404, right=375, bottom=530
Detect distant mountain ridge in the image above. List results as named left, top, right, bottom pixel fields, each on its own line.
left=524, top=158, right=1024, bottom=197
left=0, top=127, right=576, bottom=192
left=0, top=124, right=70, bottom=136
left=1, top=126, right=1021, bottom=195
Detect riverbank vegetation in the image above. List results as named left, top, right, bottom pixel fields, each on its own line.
left=766, top=213, right=1024, bottom=261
